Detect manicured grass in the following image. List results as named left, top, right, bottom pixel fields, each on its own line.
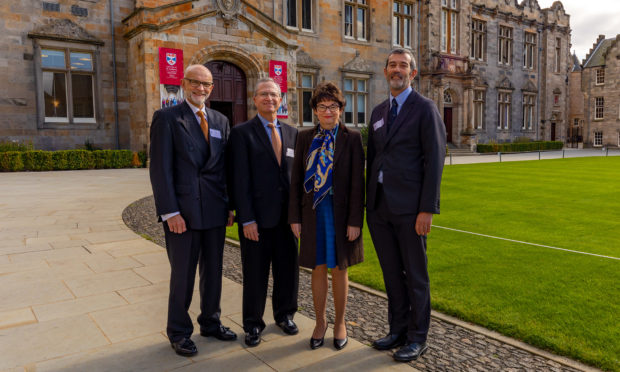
left=226, top=157, right=619, bottom=370
left=349, top=157, right=620, bottom=371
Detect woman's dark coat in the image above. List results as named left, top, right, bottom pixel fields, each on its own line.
left=288, top=124, right=365, bottom=270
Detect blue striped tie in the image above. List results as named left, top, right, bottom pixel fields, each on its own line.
left=387, top=98, right=398, bottom=132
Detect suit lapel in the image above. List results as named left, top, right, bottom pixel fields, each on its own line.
left=385, top=91, right=417, bottom=145
left=372, top=100, right=390, bottom=146
left=205, top=108, right=220, bottom=161
left=180, top=102, right=207, bottom=165
left=252, top=116, right=281, bottom=166
left=334, top=123, right=347, bottom=165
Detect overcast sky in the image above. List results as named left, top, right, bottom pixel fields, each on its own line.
left=536, top=0, right=620, bottom=62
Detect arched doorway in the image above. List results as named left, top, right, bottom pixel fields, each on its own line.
left=205, top=61, right=247, bottom=127
left=443, top=90, right=453, bottom=143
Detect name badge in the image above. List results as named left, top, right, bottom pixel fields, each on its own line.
left=209, top=128, right=222, bottom=139
left=373, top=118, right=384, bottom=131
left=286, top=148, right=295, bottom=158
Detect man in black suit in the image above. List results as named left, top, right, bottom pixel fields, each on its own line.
left=149, top=64, right=237, bottom=357
left=229, top=78, right=299, bottom=347
left=366, top=49, right=446, bottom=362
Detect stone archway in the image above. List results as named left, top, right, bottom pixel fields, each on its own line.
left=189, top=44, right=264, bottom=122
left=206, top=61, right=247, bottom=127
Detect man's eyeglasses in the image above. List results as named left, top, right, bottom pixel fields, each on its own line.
left=256, top=91, right=280, bottom=98
left=316, top=104, right=341, bottom=113
left=184, top=78, right=214, bottom=89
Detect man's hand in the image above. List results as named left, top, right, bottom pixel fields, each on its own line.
left=167, top=214, right=187, bottom=234
left=415, top=212, right=433, bottom=236
left=290, top=223, right=301, bottom=239
left=346, top=226, right=360, bottom=241
left=243, top=222, right=259, bottom=241
left=227, top=211, right=235, bottom=227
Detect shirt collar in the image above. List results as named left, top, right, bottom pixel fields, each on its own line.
left=389, top=86, right=412, bottom=107
left=186, top=100, right=205, bottom=116
left=257, top=113, right=279, bottom=128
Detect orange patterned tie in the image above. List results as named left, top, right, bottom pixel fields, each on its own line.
left=268, top=123, right=282, bottom=165
left=197, top=110, right=209, bottom=143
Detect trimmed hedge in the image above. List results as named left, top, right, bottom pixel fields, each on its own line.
left=477, top=141, right=564, bottom=153
left=0, top=149, right=140, bottom=172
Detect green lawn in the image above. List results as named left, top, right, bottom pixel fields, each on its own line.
left=227, top=157, right=620, bottom=371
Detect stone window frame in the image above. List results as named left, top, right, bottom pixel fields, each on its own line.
left=285, top=0, right=315, bottom=33
left=523, top=31, right=536, bottom=70
left=470, top=18, right=486, bottom=62
left=522, top=93, right=536, bottom=130
left=594, top=97, right=604, bottom=120
left=593, top=131, right=603, bottom=147
left=473, top=89, right=485, bottom=130
left=595, top=68, right=605, bottom=85
left=441, top=0, right=458, bottom=54
left=393, top=0, right=415, bottom=48
left=498, top=25, right=513, bottom=66
left=343, top=0, right=369, bottom=43
left=497, top=90, right=511, bottom=130
left=32, top=38, right=103, bottom=129
left=342, top=73, right=370, bottom=127
left=297, top=70, right=317, bottom=126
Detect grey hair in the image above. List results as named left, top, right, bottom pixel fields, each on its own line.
left=385, top=48, right=417, bottom=70
left=254, top=77, right=282, bottom=97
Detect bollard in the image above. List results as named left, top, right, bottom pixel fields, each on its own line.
left=499, top=152, right=502, bottom=162
left=450, top=153, right=453, bottom=165
left=606, top=148, right=609, bottom=157
left=562, top=149, right=565, bottom=158
left=538, top=150, right=541, bottom=160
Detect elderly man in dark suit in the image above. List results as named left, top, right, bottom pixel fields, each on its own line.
left=149, top=64, right=237, bottom=357
left=366, top=49, right=446, bottom=362
left=229, top=78, right=299, bottom=347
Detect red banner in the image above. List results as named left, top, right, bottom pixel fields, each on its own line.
left=269, top=60, right=287, bottom=93
left=159, top=48, right=184, bottom=85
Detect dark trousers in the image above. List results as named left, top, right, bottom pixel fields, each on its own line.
left=163, top=223, right=225, bottom=343
left=239, top=220, right=299, bottom=332
left=367, top=186, right=431, bottom=343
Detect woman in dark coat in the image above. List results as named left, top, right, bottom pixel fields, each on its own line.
left=289, top=81, right=364, bottom=351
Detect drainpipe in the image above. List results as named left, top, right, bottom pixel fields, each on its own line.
left=417, top=0, right=421, bottom=91
left=536, top=25, right=542, bottom=141
left=109, top=0, right=120, bottom=149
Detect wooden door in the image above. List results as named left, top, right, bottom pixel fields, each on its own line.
left=443, top=107, right=453, bottom=143
left=205, top=61, right=247, bottom=127
left=551, top=122, right=556, bottom=141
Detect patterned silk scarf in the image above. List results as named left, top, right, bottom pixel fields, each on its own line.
left=303, top=125, right=338, bottom=209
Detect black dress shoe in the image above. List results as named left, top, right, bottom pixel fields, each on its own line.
left=372, top=333, right=407, bottom=350
left=309, top=327, right=327, bottom=350
left=333, top=336, right=348, bottom=350
left=245, top=327, right=261, bottom=347
left=200, top=324, right=237, bottom=341
left=393, top=342, right=428, bottom=362
left=277, top=319, right=299, bottom=335
left=170, top=337, right=197, bottom=357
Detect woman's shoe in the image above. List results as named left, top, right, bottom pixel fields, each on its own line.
left=333, top=336, right=348, bottom=350
left=310, top=327, right=327, bottom=350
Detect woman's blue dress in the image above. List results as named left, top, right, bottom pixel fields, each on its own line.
left=315, top=192, right=337, bottom=268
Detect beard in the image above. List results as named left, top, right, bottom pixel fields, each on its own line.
left=387, top=72, right=411, bottom=91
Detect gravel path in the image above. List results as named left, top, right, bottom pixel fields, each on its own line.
left=123, top=195, right=586, bottom=372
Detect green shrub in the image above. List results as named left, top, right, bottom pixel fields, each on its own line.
left=93, top=150, right=133, bottom=169
left=476, top=141, right=564, bottom=153
left=0, top=151, right=24, bottom=171
left=66, top=149, right=95, bottom=169
left=52, top=151, right=69, bottom=170
left=0, top=140, right=33, bottom=152
left=138, top=151, right=147, bottom=168
left=22, top=150, right=54, bottom=171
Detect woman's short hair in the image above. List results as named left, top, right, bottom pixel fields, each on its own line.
left=310, top=81, right=346, bottom=110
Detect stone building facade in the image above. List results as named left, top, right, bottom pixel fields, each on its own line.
left=579, top=34, right=620, bottom=148
left=567, top=52, right=584, bottom=147
left=0, top=0, right=571, bottom=151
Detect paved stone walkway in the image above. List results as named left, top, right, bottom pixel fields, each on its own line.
left=0, top=169, right=412, bottom=372
left=124, top=195, right=598, bottom=372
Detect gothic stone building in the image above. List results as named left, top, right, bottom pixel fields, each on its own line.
left=0, top=0, right=571, bottom=151
left=577, top=34, right=620, bottom=148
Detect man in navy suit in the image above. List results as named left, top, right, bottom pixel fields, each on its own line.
left=229, top=78, right=299, bottom=347
left=366, top=49, right=446, bottom=362
left=149, top=64, right=237, bottom=357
